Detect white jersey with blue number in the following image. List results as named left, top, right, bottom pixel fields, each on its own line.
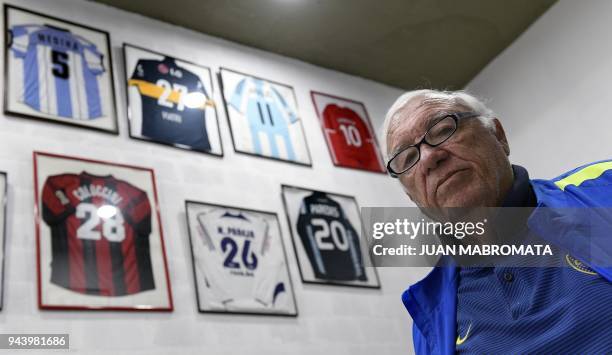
left=9, top=24, right=105, bottom=120
left=195, top=208, right=287, bottom=311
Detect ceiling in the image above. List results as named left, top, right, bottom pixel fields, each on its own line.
left=91, top=0, right=556, bottom=89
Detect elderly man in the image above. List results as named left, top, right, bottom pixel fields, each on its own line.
left=382, top=89, right=612, bottom=354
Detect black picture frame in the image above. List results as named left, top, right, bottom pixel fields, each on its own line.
left=0, top=171, right=7, bottom=310
left=218, top=67, right=313, bottom=167
left=123, top=43, right=224, bottom=157
left=3, top=4, right=119, bottom=135
left=185, top=200, right=299, bottom=317
left=281, top=184, right=381, bottom=289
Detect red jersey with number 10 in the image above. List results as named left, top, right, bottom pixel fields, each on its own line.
left=41, top=172, right=155, bottom=296
left=322, top=104, right=384, bottom=172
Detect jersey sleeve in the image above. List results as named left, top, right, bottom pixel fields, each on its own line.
left=296, top=199, right=326, bottom=279
left=270, top=86, right=299, bottom=124
left=78, top=36, right=105, bottom=76
left=322, top=105, right=339, bottom=132
left=253, top=259, right=286, bottom=307
left=41, top=175, right=73, bottom=226
left=196, top=78, right=210, bottom=99
left=252, top=224, right=287, bottom=306
left=228, top=78, right=247, bottom=112
left=194, top=78, right=214, bottom=110
left=183, top=69, right=209, bottom=98
left=125, top=189, right=152, bottom=236
left=130, top=60, right=146, bottom=81
left=350, top=110, right=384, bottom=171
left=195, top=211, right=233, bottom=304
left=196, top=213, right=215, bottom=249
left=342, top=212, right=367, bottom=281
left=127, top=60, right=150, bottom=99
left=9, top=25, right=38, bottom=58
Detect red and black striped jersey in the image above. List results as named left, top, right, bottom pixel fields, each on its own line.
left=322, top=104, right=384, bottom=172
left=42, top=172, right=154, bottom=296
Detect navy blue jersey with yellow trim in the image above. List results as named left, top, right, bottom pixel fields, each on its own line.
left=129, top=57, right=211, bottom=151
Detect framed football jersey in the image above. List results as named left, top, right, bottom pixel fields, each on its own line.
left=3, top=5, right=118, bottom=134
left=0, top=172, right=6, bottom=310
left=281, top=185, right=380, bottom=288
left=185, top=201, right=298, bottom=316
left=311, top=92, right=385, bottom=173
left=33, top=152, right=173, bottom=311
left=219, top=68, right=312, bottom=165
left=124, top=44, right=223, bottom=155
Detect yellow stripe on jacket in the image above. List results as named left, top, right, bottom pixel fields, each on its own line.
left=554, top=161, right=612, bottom=190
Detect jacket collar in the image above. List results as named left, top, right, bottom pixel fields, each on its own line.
left=502, top=165, right=536, bottom=208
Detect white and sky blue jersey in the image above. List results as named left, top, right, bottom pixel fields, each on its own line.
left=229, top=77, right=299, bottom=160
left=9, top=24, right=105, bottom=120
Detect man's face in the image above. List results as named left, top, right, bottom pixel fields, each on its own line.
left=387, top=98, right=512, bottom=209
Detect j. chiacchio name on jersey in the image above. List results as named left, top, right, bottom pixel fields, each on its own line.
left=42, top=172, right=155, bottom=297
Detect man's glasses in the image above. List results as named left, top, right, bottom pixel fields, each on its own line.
left=387, top=111, right=479, bottom=177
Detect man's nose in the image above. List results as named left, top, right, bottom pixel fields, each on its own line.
left=419, top=144, right=449, bottom=174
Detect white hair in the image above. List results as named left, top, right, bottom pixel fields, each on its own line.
left=381, top=89, right=496, bottom=160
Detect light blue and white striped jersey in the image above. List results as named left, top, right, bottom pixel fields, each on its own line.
left=9, top=24, right=105, bottom=120
left=229, top=77, right=299, bottom=160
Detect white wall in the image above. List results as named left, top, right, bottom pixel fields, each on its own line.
left=0, top=0, right=424, bottom=354
left=467, top=0, right=612, bottom=179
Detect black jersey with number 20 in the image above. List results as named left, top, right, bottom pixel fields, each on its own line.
left=296, top=191, right=366, bottom=282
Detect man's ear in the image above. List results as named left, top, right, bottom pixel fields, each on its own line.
left=492, top=118, right=510, bottom=156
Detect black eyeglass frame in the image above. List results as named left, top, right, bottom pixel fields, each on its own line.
left=386, top=111, right=480, bottom=178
